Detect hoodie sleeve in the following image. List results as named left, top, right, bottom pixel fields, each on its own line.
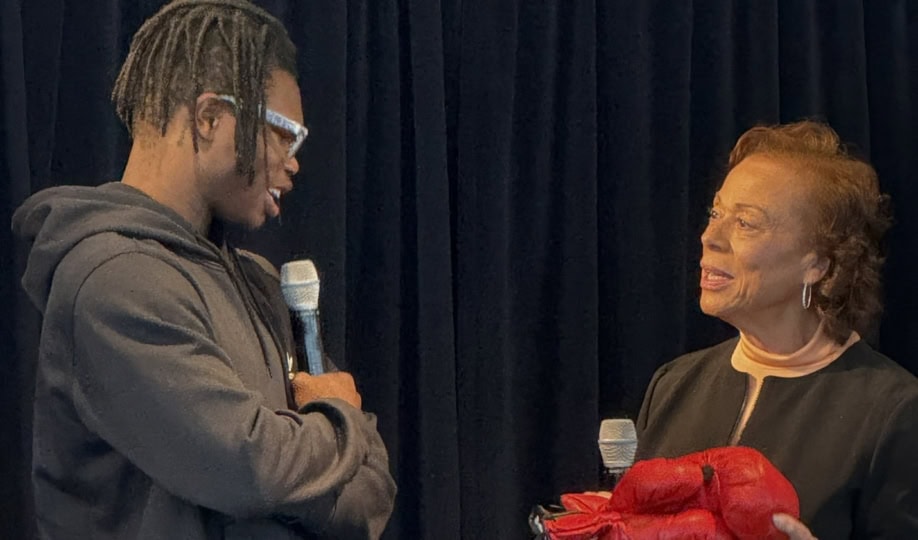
left=70, top=251, right=395, bottom=538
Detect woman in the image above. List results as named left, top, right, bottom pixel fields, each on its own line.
left=636, top=121, right=918, bottom=538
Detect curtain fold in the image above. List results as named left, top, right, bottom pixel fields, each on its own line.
left=453, top=1, right=602, bottom=535
left=3, top=1, right=917, bottom=538
left=2, top=1, right=37, bottom=536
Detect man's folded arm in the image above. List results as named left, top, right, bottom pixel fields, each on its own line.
left=71, top=252, right=394, bottom=532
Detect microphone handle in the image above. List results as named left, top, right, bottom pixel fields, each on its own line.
left=600, top=467, right=628, bottom=492
left=300, top=309, right=325, bottom=375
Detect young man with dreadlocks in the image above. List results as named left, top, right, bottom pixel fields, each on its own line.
left=12, top=1, right=396, bottom=538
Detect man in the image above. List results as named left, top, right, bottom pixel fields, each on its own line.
left=12, top=1, right=396, bottom=538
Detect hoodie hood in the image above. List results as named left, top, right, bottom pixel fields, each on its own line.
left=12, top=182, right=221, bottom=313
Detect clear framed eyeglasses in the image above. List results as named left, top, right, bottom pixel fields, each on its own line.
left=216, top=94, right=308, bottom=159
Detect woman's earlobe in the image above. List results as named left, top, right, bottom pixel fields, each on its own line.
left=807, top=254, right=830, bottom=284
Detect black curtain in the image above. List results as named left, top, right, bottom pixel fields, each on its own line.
left=3, top=1, right=917, bottom=538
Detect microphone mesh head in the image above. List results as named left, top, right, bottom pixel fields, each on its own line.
left=280, top=260, right=320, bottom=311
left=598, top=419, right=637, bottom=471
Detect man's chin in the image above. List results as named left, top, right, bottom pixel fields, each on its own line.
left=227, top=214, right=267, bottom=231
left=245, top=217, right=267, bottom=230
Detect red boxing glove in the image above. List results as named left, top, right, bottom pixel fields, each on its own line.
left=541, top=493, right=622, bottom=540
left=543, top=447, right=799, bottom=540
left=613, top=509, right=731, bottom=540
left=609, top=452, right=715, bottom=516
left=702, top=447, right=800, bottom=538
left=544, top=506, right=730, bottom=540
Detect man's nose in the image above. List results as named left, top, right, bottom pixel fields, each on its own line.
left=285, top=155, right=300, bottom=176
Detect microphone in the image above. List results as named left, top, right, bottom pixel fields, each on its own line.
left=598, top=418, right=637, bottom=490
left=280, top=259, right=325, bottom=375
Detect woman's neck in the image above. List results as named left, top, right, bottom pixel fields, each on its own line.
left=736, top=311, right=823, bottom=355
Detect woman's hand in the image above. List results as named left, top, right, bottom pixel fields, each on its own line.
left=773, top=513, right=817, bottom=540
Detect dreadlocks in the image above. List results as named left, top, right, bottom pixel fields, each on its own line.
left=112, top=0, right=297, bottom=182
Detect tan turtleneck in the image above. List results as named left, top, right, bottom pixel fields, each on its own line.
left=728, top=320, right=860, bottom=444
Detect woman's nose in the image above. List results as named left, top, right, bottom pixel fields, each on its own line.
left=701, top=219, right=727, bottom=252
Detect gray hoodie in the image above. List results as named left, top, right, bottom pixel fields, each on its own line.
left=13, top=183, right=396, bottom=539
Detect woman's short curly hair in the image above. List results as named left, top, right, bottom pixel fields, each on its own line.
left=728, top=120, right=892, bottom=343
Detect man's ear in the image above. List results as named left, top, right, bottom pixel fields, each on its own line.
left=194, top=93, right=228, bottom=142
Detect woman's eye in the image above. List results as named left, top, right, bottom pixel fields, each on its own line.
left=707, top=207, right=721, bottom=219
left=737, top=217, right=754, bottom=229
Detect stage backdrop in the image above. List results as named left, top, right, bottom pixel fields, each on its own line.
left=2, top=1, right=916, bottom=538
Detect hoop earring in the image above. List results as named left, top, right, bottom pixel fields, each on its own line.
left=802, top=282, right=812, bottom=310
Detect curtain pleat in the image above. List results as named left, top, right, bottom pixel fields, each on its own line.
left=2, top=1, right=916, bottom=538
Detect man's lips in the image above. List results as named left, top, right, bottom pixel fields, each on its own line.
left=265, top=188, right=282, bottom=217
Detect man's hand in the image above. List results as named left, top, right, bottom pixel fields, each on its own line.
left=291, top=371, right=362, bottom=410
left=773, top=513, right=818, bottom=540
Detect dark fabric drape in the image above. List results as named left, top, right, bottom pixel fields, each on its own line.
left=2, top=1, right=916, bottom=538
